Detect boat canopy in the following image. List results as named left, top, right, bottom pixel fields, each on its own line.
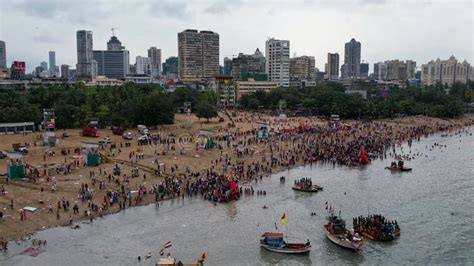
left=261, top=232, right=284, bottom=238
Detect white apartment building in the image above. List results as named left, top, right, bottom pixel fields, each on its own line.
left=265, top=38, right=290, bottom=87
left=135, top=56, right=152, bottom=76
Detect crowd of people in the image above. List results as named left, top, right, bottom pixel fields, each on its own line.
left=0, top=111, right=471, bottom=244
left=353, top=214, right=400, bottom=241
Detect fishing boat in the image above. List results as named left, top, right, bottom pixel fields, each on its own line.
left=292, top=184, right=323, bottom=192
left=353, top=214, right=400, bottom=241
left=385, top=166, right=412, bottom=172
left=292, top=177, right=323, bottom=192
left=260, top=232, right=311, bottom=254
left=324, top=215, right=364, bottom=251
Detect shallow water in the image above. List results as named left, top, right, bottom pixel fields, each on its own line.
left=1, top=130, right=473, bottom=265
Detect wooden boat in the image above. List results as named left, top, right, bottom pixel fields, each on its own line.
left=385, top=166, right=412, bottom=172
left=324, top=216, right=363, bottom=251
left=292, top=184, right=323, bottom=192
left=260, top=232, right=311, bottom=254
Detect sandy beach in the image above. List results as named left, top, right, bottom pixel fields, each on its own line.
left=0, top=111, right=473, bottom=243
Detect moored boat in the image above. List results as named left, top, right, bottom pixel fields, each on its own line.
left=293, top=178, right=323, bottom=192
left=353, top=214, right=400, bottom=242
left=385, top=166, right=412, bottom=172
left=324, top=215, right=364, bottom=251
left=260, top=232, right=311, bottom=254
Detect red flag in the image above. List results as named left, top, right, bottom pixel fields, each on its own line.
left=200, top=252, right=206, bottom=260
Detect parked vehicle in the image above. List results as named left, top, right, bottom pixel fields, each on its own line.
left=112, top=126, right=126, bottom=135
left=12, top=143, right=28, bottom=154
left=137, top=125, right=149, bottom=134
left=122, top=132, right=133, bottom=140
left=81, top=125, right=99, bottom=137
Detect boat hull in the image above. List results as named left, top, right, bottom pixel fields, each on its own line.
left=292, top=185, right=323, bottom=192
left=260, top=244, right=311, bottom=254
left=324, top=225, right=363, bottom=251
left=385, top=166, right=412, bottom=172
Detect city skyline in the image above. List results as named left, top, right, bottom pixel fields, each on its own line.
left=0, top=0, right=472, bottom=72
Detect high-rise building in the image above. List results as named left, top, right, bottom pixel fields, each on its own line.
left=223, top=57, right=232, bottom=76
left=406, top=60, right=417, bottom=79
left=290, top=56, right=315, bottom=81
left=148, top=47, right=162, bottom=78
left=0, top=41, right=6, bottom=68
left=421, top=56, right=472, bottom=87
left=40, top=61, right=48, bottom=71
left=93, top=50, right=130, bottom=79
left=76, top=30, right=97, bottom=80
left=231, top=49, right=266, bottom=81
left=35, top=66, right=44, bottom=77
left=374, top=60, right=416, bottom=81
left=341, top=38, right=361, bottom=80
left=61, top=64, right=70, bottom=79
left=178, top=29, right=219, bottom=80
left=49, top=51, right=56, bottom=77
left=162, top=56, right=178, bottom=79
left=360, top=62, right=369, bottom=79
left=265, top=38, right=290, bottom=87
left=107, top=36, right=124, bottom=51
left=373, top=62, right=387, bottom=81
left=325, top=53, right=339, bottom=80
left=93, top=35, right=130, bottom=80
left=135, top=56, right=152, bottom=75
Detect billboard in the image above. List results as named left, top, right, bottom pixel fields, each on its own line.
left=13, top=61, right=26, bottom=72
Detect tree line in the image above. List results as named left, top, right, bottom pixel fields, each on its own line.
left=239, top=81, right=472, bottom=118
left=0, top=81, right=471, bottom=128
left=0, top=83, right=217, bottom=129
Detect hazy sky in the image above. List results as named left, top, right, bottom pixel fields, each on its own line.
left=0, top=0, right=472, bottom=72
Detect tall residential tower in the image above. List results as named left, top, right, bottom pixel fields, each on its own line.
left=265, top=38, right=290, bottom=87
left=76, top=30, right=97, bottom=80
left=341, top=38, right=361, bottom=80
left=178, top=29, right=219, bottom=80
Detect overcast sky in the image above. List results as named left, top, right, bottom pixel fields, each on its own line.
left=0, top=0, right=472, bottom=72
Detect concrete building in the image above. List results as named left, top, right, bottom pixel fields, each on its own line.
left=374, top=60, right=416, bottom=82
left=93, top=50, right=130, bottom=79
left=76, top=30, right=97, bottom=80
left=373, top=62, right=387, bottom=81
left=201, top=31, right=220, bottom=78
left=178, top=29, right=219, bottom=80
left=92, top=35, right=130, bottom=80
left=360, top=62, right=369, bottom=79
left=265, top=38, right=290, bottom=87
left=210, top=76, right=235, bottom=107
left=236, top=79, right=279, bottom=100
left=125, top=75, right=153, bottom=84
left=61, top=64, right=69, bottom=79
left=421, top=56, right=473, bottom=87
left=325, top=53, right=339, bottom=80
left=406, top=60, right=417, bottom=79
left=341, top=38, right=361, bottom=80
left=135, top=56, right=152, bottom=76
left=40, top=61, right=48, bottom=72
left=107, top=36, right=124, bottom=51
left=0, top=41, right=6, bottom=68
left=49, top=51, right=56, bottom=77
left=231, top=49, right=266, bottom=81
left=85, top=75, right=124, bottom=86
left=223, top=57, right=232, bottom=76
left=290, top=56, right=315, bottom=81
left=148, top=47, right=162, bottom=78
left=163, top=56, right=178, bottom=79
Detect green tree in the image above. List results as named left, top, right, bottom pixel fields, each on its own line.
left=195, top=100, right=218, bottom=122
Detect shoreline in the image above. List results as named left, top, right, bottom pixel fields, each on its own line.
left=1, top=113, right=473, bottom=244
